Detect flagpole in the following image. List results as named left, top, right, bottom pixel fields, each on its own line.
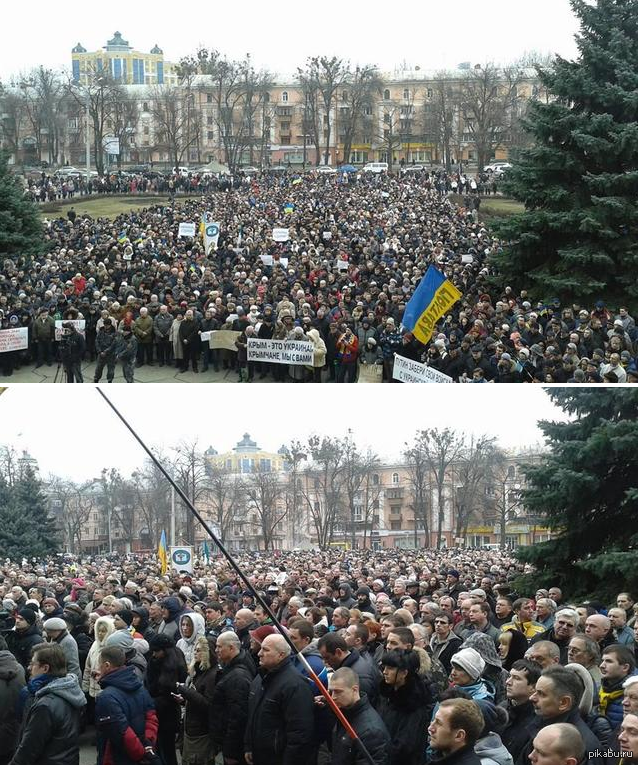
left=96, top=389, right=376, bottom=765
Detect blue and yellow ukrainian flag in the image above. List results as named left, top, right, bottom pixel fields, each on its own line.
left=402, top=265, right=462, bottom=345
left=158, top=529, right=168, bottom=575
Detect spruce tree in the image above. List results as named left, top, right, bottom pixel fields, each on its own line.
left=492, top=0, right=638, bottom=310
left=0, top=465, right=61, bottom=560
left=516, top=389, right=638, bottom=600
left=0, top=150, right=46, bottom=263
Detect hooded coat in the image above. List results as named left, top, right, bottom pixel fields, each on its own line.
left=157, top=597, right=182, bottom=643
left=83, top=616, right=116, bottom=698
left=475, top=733, right=514, bottom=765
left=11, top=674, right=87, bottom=765
left=0, top=650, right=25, bottom=763
left=337, top=583, right=357, bottom=610
left=306, top=328, right=327, bottom=367
left=176, top=612, right=206, bottom=667
left=6, top=624, right=45, bottom=673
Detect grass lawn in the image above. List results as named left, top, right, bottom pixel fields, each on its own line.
left=40, top=194, right=205, bottom=220
left=479, top=198, right=525, bottom=218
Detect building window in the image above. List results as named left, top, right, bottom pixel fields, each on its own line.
left=362, top=105, right=372, bottom=116
left=207, top=131, right=214, bottom=140
left=372, top=474, right=379, bottom=485
left=226, top=459, right=232, bottom=469
left=403, top=88, right=409, bottom=100
left=342, top=90, right=348, bottom=101
left=68, top=117, right=78, bottom=130
left=383, top=113, right=390, bottom=124
left=427, top=88, right=433, bottom=98
left=143, top=126, right=149, bottom=135
left=142, top=102, right=149, bottom=112
left=157, top=61, right=164, bottom=84
left=259, top=459, right=271, bottom=472
left=390, top=520, right=402, bottom=531
left=282, top=91, right=288, bottom=102
left=207, top=115, right=213, bottom=125
left=72, top=60, right=80, bottom=82
left=392, top=472, right=399, bottom=485
left=383, top=89, right=390, bottom=100
left=507, top=465, right=516, bottom=478
left=207, top=93, right=213, bottom=103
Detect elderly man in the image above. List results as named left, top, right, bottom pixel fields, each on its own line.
left=566, top=636, right=602, bottom=693
left=527, top=640, right=561, bottom=670
left=608, top=608, right=635, bottom=646
left=244, top=633, right=314, bottom=765
left=535, top=598, right=557, bottom=631
left=529, top=723, right=585, bottom=765
left=42, top=617, right=81, bottom=684
left=585, top=614, right=615, bottom=651
left=531, top=608, right=579, bottom=664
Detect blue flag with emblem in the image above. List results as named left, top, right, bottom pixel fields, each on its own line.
left=402, top=265, right=462, bottom=346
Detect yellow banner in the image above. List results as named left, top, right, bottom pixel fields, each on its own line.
left=210, top=330, right=241, bottom=352
left=412, top=281, right=462, bottom=345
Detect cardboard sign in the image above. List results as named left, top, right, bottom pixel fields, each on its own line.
left=272, top=228, right=290, bottom=242
left=336, top=260, right=349, bottom=271
left=210, top=330, right=241, bottom=351
left=54, top=320, right=86, bottom=341
left=178, top=222, right=197, bottom=238
left=0, top=327, right=28, bottom=353
left=260, top=254, right=274, bottom=266
left=169, top=546, right=193, bottom=574
left=200, top=331, right=211, bottom=343
left=247, top=338, right=313, bottom=365
left=357, top=364, right=383, bottom=383
left=392, top=354, right=453, bottom=384
left=323, top=231, right=332, bottom=240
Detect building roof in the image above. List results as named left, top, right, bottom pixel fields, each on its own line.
left=233, top=433, right=259, bottom=453
left=150, top=44, right=163, bottom=55
left=105, top=31, right=131, bottom=50
left=72, top=43, right=87, bottom=54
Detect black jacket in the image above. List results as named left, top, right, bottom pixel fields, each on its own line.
left=516, top=707, right=603, bottom=765
left=6, top=624, right=45, bottom=673
left=210, top=650, right=255, bottom=761
left=500, top=699, right=536, bottom=763
left=10, top=674, right=87, bottom=765
left=245, top=656, right=315, bottom=765
left=0, top=650, right=25, bottom=763
left=331, top=694, right=391, bottom=765
left=431, top=744, right=483, bottom=765
left=340, top=649, right=381, bottom=707
left=180, top=664, right=217, bottom=737
left=377, top=675, right=433, bottom=765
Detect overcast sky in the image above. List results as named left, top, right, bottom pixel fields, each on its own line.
left=2, top=0, right=581, bottom=82
left=0, top=386, right=566, bottom=482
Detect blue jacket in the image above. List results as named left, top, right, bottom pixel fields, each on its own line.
left=290, top=644, right=329, bottom=695
left=96, top=664, right=158, bottom=765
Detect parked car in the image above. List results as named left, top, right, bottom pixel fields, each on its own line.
left=316, top=165, right=337, bottom=174
left=240, top=166, right=260, bottom=175
left=172, top=166, right=190, bottom=177
left=362, top=162, right=389, bottom=174
left=401, top=164, right=426, bottom=174
left=484, top=162, right=512, bottom=175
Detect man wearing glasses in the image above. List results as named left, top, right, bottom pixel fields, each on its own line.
left=430, top=612, right=462, bottom=675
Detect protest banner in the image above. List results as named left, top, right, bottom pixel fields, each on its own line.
left=200, top=331, right=211, bottom=343
left=392, top=354, right=453, bottom=384
left=336, top=260, right=349, bottom=271
left=0, top=327, right=28, bottom=353
left=54, top=320, right=86, bottom=341
left=247, top=338, right=313, bottom=365
left=357, top=364, right=383, bottom=383
left=210, top=330, right=241, bottom=351
left=272, top=228, right=290, bottom=242
left=169, top=546, right=193, bottom=574
left=204, top=221, right=221, bottom=252
left=178, top=222, right=197, bottom=238
left=260, top=254, right=274, bottom=266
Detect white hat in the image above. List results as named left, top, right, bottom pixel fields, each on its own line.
left=451, top=648, right=485, bottom=681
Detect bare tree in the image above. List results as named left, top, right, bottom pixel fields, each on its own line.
left=296, top=63, right=322, bottom=166
left=486, top=450, right=523, bottom=548
left=452, top=435, right=498, bottom=541
left=403, top=437, right=431, bottom=547
left=244, top=467, right=286, bottom=550
left=0, top=446, right=20, bottom=486
left=150, top=83, right=199, bottom=172
left=340, top=65, right=381, bottom=166
left=299, top=435, right=345, bottom=550
left=377, top=103, right=404, bottom=174
left=459, top=63, right=522, bottom=171
left=413, top=428, right=464, bottom=549
left=341, top=434, right=381, bottom=549
left=171, top=439, right=211, bottom=544
left=131, top=455, right=172, bottom=549
left=424, top=73, right=460, bottom=170
left=279, top=441, right=308, bottom=549
left=314, top=56, right=348, bottom=166
left=19, top=67, right=67, bottom=166
left=109, top=88, right=139, bottom=169
left=206, top=463, right=244, bottom=546
left=0, top=86, right=27, bottom=163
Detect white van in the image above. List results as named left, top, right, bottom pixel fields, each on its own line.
left=362, top=162, right=389, bottom=174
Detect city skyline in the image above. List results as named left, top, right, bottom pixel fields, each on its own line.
left=2, top=0, right=581, bottom=82
left=0, top=386, right=564, bottom=482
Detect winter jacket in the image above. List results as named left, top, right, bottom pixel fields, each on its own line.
left=96, top=665, right=158, bottom=765
left=68, top=626, right=93, bottom=675
left=245, top=656, right=315, bottom=765
left=11, top=674, right=86, bottom=765
left=500, top=699, right=536, bottom=763
left=290, top=642, right=329, bottom=695
left=337, top=584, right=357, bottom=609
left=33, top=316, right=55, bottom=342
left=377, top=675, right=432, bottom=765
left=6, top=625, right=45, bottom=673
left=147, top=646, right=187, bottom=726
left=157, top=597, right=182, bottom=643
left=133, top=315, right=153, bottom=344
left=340, top=648, right=382, bottom=706
left=210, top=649, right=255, bottom=762
left=331, top=694, right=391, bottom=765
left=180, top=663, right=217, bottom=737
left=0, top=651, right=25, bottom=763
left=306, top=328, right=327, bottom=367
left=475, top=733, right=513, bottom=765
left=431, top=745, right=483, bottom=765
left=95, top=328, right=117, bottom=357
left=430, top=632, right=463, bottom=674
left=115, top=332, right=137, bottom=362
left=49, top=632, right=81, bottom=685
left=83, top=616, right=116, bottom=698
left=153, top=313, right=174, bottom=340
left=598, top=676, right=627, bottom=729
left=176, top=612, right=206, bottom=667
left=516, top=707, right=603, bottom=765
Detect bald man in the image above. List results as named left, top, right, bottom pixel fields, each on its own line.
left=529, top=723, right=585, bottom=765
left=245, top=634, right=315, bottom=765
left=585, top=614, right=615, bottom=651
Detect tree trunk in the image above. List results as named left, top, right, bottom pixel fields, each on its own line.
left=436, top=487, right=445, bottom=549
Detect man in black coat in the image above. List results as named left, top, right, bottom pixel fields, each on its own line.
left=501, top=659, right=541, bottom=763
left=9, top=643, right=86, bottom=765
left=329, top=666, right=391, bottom=765
left=427, top=697, right=484, bottom=765
left=318, top=633, right=381, bottom=706
left=211, top=631, right=256, bottom=765
left=244, top=633, right=314, bottom=765
left=5, top=609, right=44, bottom=675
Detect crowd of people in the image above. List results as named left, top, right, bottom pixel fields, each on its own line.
left=2, top=167, right=638, bottom=382
left=0, top=547, right=637, bottom=765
